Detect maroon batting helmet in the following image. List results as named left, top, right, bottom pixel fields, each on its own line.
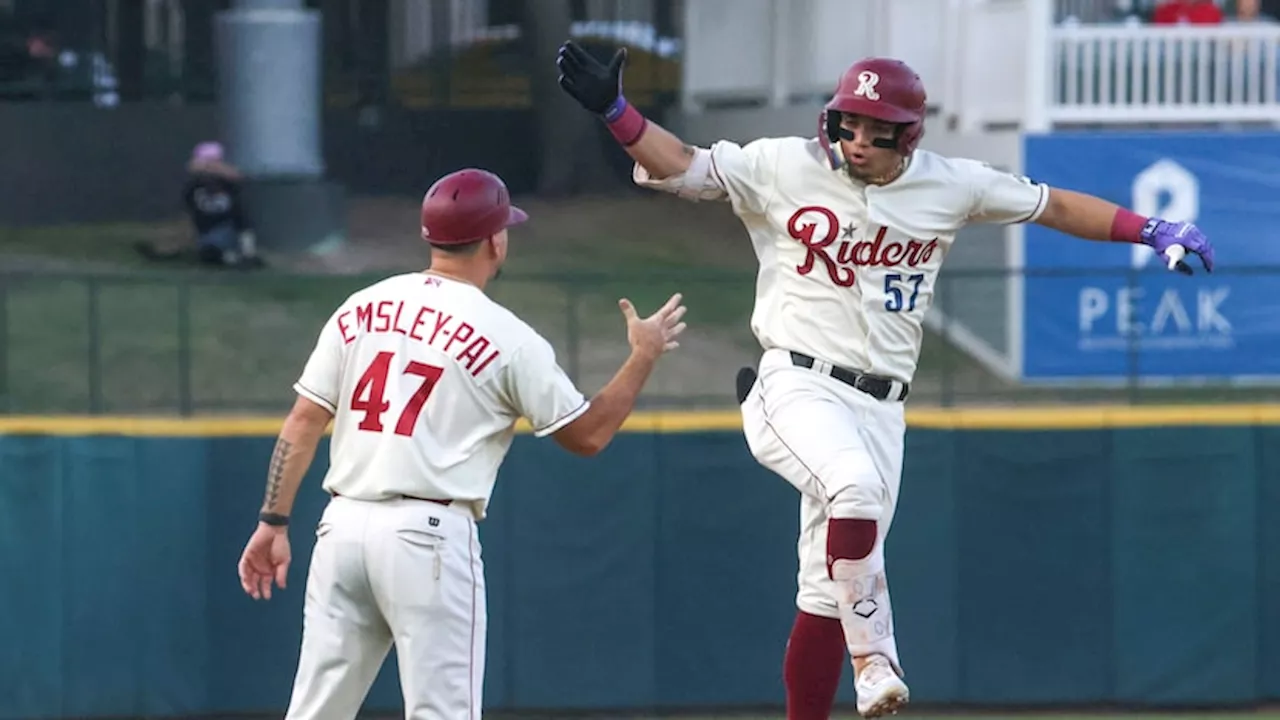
left=420, top=168, right=528, bottom=245
left=819, top=57, right=927, bottom=165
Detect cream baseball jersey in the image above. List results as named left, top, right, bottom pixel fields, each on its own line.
left=636, top=137, right=1048, bottom=383
left=293, top=272, right=588, bottom=519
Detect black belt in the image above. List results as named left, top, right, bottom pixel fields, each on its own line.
left=334, top=492, right=451, bottom=506
left=789, top=351, right=909, bottom=402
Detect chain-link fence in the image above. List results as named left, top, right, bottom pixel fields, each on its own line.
left=3, top=267, right=1277, bottom=416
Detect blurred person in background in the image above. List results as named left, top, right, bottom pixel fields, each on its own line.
left=1152, top=0, right=1225, bottom=23
left=0, top=9, right=58, bottom=99
left=136, top=141, right=263, bottom=269
left=1237, top=0, right=1280, bottom=20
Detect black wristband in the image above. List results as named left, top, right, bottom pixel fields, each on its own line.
left=259, top=512, right=289, bottom=527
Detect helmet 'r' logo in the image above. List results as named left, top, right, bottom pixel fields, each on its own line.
left=854, top=70, right=881, bottom=101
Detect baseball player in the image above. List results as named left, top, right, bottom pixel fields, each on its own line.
left=235, top=167, right=688, bottom=720
left=556, top=44, right=1215, bottom=719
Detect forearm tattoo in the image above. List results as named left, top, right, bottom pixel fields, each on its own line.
left=263, top=437, right=293, bottom=512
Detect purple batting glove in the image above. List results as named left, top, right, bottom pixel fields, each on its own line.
left=1140, top=219, right=1215, bottom=275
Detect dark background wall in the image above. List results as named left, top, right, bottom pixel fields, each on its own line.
left=0, top=103, right=648, bottom=226
left=0, top=104, right=221, bottom=226
left=0, top=104, right=523, bottom=226
left=1, top=423, right=1278, bottom=718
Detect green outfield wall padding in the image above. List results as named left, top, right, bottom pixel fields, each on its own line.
left=0, top=426, right=1277, bottom=718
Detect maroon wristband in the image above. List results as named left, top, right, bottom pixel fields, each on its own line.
left=605, top=100, right=648, bottom=147
left=1110, top=208, right=1148, bottom=244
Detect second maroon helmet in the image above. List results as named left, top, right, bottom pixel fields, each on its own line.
left=420, top=168, right=528, bottom=245
left=820, top=57, right=927, bottom=160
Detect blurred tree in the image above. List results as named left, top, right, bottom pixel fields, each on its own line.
left=521, top=0, right=622, bottom=197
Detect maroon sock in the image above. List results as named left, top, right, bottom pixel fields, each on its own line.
left=783, top=611, right=846, bottom=720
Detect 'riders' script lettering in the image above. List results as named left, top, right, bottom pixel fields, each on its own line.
left=787, top=206, right=939, bottom=287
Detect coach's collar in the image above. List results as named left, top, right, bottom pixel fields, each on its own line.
left=423, top=269, right=479, bottom=288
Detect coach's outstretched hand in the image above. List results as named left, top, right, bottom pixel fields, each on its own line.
left=557, top=40, right=626, bottom=115
left=621, top=292, right=687, bottom=359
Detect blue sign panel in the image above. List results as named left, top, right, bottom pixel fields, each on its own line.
left=1021, top=131, right=1280, bottom=381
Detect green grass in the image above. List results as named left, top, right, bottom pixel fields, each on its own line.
left=0, top=221, right=177, bottom=262
left=3, top=196, right=1278, bottom=415
left=0, top=197, right=764, bottom=415
left=0, top=269, right=768, bottom=415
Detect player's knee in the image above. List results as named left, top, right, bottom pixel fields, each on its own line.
left=827, top=479, right=883, bottom=521
left=827, top=518, right=877, bottom=562
left=826, top=518, right=877, bottom=581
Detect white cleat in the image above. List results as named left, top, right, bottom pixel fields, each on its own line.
left=855, top=654, right=909, bottom=718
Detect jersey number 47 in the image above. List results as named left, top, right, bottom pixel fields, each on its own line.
left=350, top=350, right=445, bottom=436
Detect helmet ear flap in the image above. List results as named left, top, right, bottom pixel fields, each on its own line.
left=823, top=109, right=842, bottom=143
left=818, top=109, right=844, bottom=170
left=897, top=120, right=925, bottom=155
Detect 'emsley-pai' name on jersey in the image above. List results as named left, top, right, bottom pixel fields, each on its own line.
left=335, top=300, right=500, bottom=377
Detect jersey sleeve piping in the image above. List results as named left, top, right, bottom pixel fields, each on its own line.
left=293, top=381, right=337, bottom=413
left=709, top=151, right=728, bottom=190
left=1014, top=183, right=1050, bottom=224
left=760, top=139, right=781, bottom=214
left=532, top=399, right=590, bottom=438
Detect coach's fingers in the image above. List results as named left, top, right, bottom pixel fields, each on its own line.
left=657, top=292, right=683, bottom=317
left=275, top=560, right=289, bottom=591
left=618, top=298, right=638, bottom=321
left=245, top=551, right=274, bottom=599
left=667, top=321, right=688, bottom=339
left=238, top=561, right=257, bottom=598
left=244, top=573, right=261, bottom=600
left=666, top=304, right=688, bottom=326
left=238, top=554, right=258, bottom=597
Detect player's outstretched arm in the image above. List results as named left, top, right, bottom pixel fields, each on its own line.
left=1035, top=187, right=1215, bottom=274
left=555, top=40, right=695, bottom=181
left=552, top=293, right=687, bottom=457
left=237, top=395, right=332, bottom=600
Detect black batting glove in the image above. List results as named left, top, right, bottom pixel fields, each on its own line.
left=556, top=40, right=628, bottom=117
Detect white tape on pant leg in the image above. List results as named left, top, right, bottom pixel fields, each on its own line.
left=831, top=557, right=903, bottom=675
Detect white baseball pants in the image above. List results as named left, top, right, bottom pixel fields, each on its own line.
left=740, top=348, right=906, bottom=670
left=283, top=494, right=485, bottom=720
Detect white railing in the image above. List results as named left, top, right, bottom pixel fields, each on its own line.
left=380, top=0, right=1280, bottom=130
left=1044, top=22, right=1280, bottom=125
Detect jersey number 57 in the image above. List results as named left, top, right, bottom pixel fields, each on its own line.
left=884, top=273, right=924, bottom=312
left=350, top=350, right=445, bottom=436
